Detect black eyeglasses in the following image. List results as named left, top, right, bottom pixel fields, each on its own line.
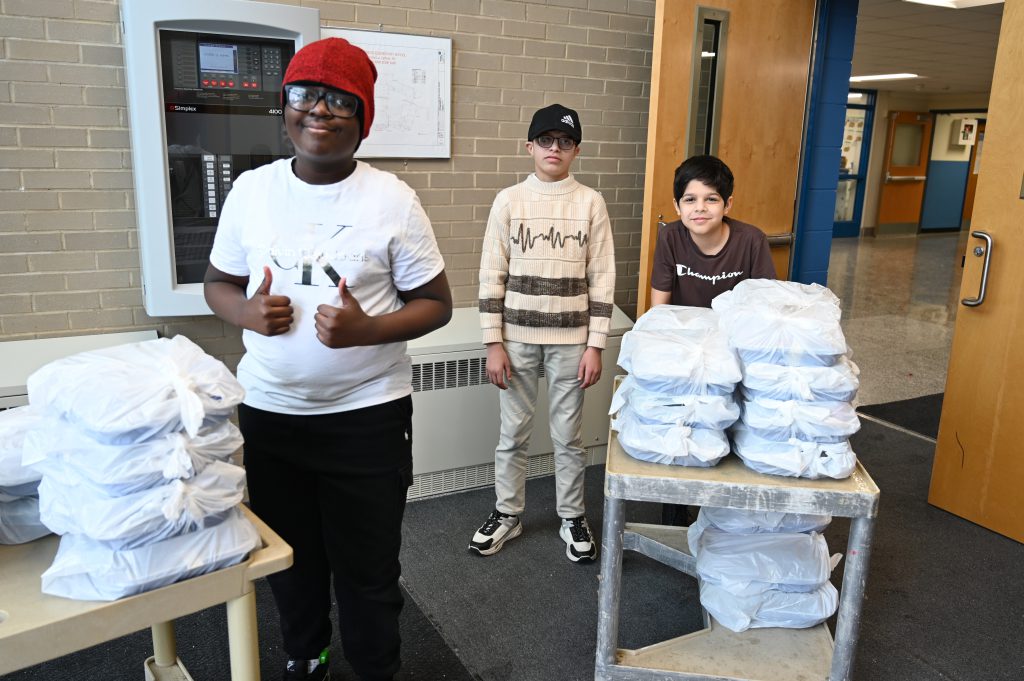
left=534, top=135, right=576, bottom=151
left=284, top=84, right=359, bottom=118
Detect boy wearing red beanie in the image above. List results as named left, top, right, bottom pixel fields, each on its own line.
left=204, top=37, right=452, bottom=681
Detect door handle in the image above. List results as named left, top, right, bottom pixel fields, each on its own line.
left=885, top=173, right=927, bottom=182
left=961, top=230, right=993, bottom=307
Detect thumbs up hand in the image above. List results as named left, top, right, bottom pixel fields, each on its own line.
left=254, top=266, right=273, bottom=296
left=315, top=277, right=372, bottom=348
left=244, top=265, right=293, bottom=336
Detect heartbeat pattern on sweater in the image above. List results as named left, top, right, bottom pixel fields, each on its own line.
left=510, top=222, right=588, bottom=253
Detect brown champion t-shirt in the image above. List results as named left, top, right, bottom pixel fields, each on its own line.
left=650, top=216, right=776, bottom=307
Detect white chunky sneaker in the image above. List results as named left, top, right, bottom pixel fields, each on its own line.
left=559, top=516, right=597, bottom=563
left=469, top=509, right=522, bottom=556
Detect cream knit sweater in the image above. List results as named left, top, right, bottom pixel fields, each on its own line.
left=478, top=173, right=616, bottom=348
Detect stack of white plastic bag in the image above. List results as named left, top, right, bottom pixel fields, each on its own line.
left=688, top=507, right=841, bottom=632
left=610, top=305, right=742, bottom=466
left=0, top=406, right=51, bottom=545
left=712, top=280, right=861, bottom=479
left=23, top=334, right=260, bottom=601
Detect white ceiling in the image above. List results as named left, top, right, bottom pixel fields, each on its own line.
left=853, top=0, right=1002, bottom=94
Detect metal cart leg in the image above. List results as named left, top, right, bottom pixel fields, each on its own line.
left=829, top=516, right=876, bottom=681
left=150, top=621, right=177, bottom=667
left=595, top=494, right=625, bottom=679
left=227, top=589, right=260, bottom=681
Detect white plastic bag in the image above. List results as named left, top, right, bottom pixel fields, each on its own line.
left=610, top=374, right=740, bottom=430
left=38, top=460, right=246, bottom=548
left=0, top=496, right=51, bottom=544
left=700, top=507, right=832, bottom=534
left=631, top=305, right=721, bottom=334
left=687, top=507, right=831, bottom=556
left=712, top=280, right=848, bottom=367
left=713, top=279, right=843, bottom=312
left=618, top=330, right=741, bottom=395
left=730, top=422, right=858, bottom=479
left=0, top=405, right=45, bottom=487
left=23, top=419, right=243, bottom=495
left=612, top=405, right=729, bottom=467
left=741, top=396, right=860, bottom=442
left=741, top=356, right=860, bottom=402
left=699, top=579, right=838, bottom=632
left=40, top=506, right=260, bottom=601
left=27, top=335, right=244, bottom=442
left=695, top=528, right=833, bottom=590
left=618, top=306, right=741, bottom=395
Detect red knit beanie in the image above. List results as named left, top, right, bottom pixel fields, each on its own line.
left=283, top=37, right=377, bottom=139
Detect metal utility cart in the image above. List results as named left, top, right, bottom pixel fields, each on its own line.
left=596, top=429, right=879, bottom=681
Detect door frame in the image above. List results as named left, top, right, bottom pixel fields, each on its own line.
left=918, top=108, right=988, bottom=233
left=873, top=110, right=934, bottom=235
left=833, top=89, right=877, bottom=238
left=961, top=119, right=986, bottom=229
left=636, top=0, right=823, bottom=314
left=789, top=0, right=861, bottom=287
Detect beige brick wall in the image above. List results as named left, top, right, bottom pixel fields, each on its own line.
left=0, top=0, right=652, bottom=364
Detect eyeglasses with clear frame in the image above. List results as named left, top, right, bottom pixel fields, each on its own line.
left=534, top=135, right=576, bottom=151
left=284, top=84, right=359, bottom=118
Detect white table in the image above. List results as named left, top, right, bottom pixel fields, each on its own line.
left=0, top=506, right=292, bottom=681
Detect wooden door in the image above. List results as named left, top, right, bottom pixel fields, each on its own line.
left=877, top=110, right=932, bottom=232
left=960, top=121, right=985, bottom=227
left=636, top=0, right=815, bottom=314
left=929, top=4, right=1024, bottom=543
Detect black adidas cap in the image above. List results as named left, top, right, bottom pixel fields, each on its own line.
left=527, top=103, right=582, bottom=144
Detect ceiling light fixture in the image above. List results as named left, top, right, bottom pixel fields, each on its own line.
left=903, top=0, right=1003, bottom=8
left=849, top=73, right=919, bottom=82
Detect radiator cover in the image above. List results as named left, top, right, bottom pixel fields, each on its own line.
left=406, top=306, right=632, bottom=500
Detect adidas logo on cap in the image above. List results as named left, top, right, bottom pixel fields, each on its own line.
left=527, top=104, right=581, bottom=143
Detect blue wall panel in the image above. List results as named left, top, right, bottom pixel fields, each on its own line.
left=792, top=0, right=859, bottom=286
left=808, top=145, right=843, bottom=190
left=919, top=160, right=969, bottom=230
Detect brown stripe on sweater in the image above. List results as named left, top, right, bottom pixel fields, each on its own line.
left=507, top=275, right=588, bottom=297
left=479, top=298, right=504, bottom=313
left=504, top=308, right=590, bottom=328
left=589, top=301, right=613, bottom=318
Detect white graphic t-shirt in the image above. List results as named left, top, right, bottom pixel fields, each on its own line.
left=210, top=159, right=445, bottom=414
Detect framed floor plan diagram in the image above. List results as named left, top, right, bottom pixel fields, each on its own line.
left=321, top=27, right=451, bottom=159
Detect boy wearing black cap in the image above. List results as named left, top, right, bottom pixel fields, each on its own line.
left=470, top=104, right=615, bottom=563
left=204, top=38, right=452, bottom=681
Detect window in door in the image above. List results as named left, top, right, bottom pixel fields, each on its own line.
left=687, top=8, right=729, bottom=157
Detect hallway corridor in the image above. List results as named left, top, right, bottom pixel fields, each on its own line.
left=827, top=232, right=964, bottom=407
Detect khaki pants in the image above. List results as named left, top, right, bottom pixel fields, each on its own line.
left=494, top=341, right=587, bottom=519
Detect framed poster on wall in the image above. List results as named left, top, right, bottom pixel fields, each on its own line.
left=320, top=27, right=451, bottom=158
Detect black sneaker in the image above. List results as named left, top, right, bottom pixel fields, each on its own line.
left=559, top=516, right=597, bottom=563
left=283, top=648, right=330, bottom=680
left=468, top=509, right=522, bottom=556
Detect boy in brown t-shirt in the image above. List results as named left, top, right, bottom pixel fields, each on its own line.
left=651, top=154, right=775, bottom=307
left=650, top=154, right=775, bottom=526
